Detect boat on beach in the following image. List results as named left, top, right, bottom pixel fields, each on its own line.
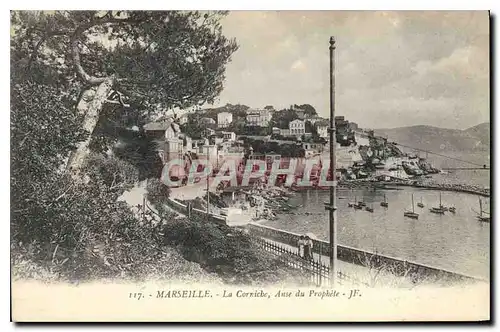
left=404, top=193, right=419, bottom=219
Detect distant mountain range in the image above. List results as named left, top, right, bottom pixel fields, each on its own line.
left=374, top=122, right=490, bottom=154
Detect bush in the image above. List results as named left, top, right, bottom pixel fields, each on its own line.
left=161, top=218, right=308, bottom=285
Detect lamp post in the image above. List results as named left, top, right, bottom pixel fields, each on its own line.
left=324, top=36, right=338, bottom=286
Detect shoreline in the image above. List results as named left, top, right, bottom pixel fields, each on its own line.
left=219, top=180, right=490, bottom=198
left=336, top=180, right=490, bottom=198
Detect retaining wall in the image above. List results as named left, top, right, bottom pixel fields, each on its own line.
left=166, top=197, right=227, bottom=225
left=246, top=223, right=484, bottom=283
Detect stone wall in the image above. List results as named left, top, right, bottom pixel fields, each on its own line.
left=246, top=223, right=483, bottom=283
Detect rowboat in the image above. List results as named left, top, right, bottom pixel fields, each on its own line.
left=417, top=197, right=424, bottom=208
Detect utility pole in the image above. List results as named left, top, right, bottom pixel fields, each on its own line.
left=325, top=36, right=338, bottom=286
left=206, top=145, right=210, bottom=220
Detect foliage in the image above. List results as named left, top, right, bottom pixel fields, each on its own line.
left=237, top=125, right=271, bottom=137
left=112, top=129, right=164, bottom=181
left=181, top=113, right=207, bottom=139
left=146, top=178, right=172, bottom=215
left=10, top=10, right=240, bottom=283
left=293, top=104, right=317, bottom=117
left=243, top=138, right=305, bottom=158
left=11, top=11, right=310, bottom=286
left=11, top=11, right=239, bottom=112
left=271, top=108, right=299, bottom=129
left=162, top=219, right=306, bottom=285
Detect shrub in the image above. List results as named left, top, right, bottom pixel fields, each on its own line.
left=161, top=218, right=308, bottom=285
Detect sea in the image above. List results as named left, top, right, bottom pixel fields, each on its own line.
left=259, top=169, right=490, bottom=279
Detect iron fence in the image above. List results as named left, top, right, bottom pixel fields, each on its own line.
left=253, top=237, right=367, bottom=287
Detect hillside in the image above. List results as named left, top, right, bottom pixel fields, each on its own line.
left=374, top=123, right=490, bottom=154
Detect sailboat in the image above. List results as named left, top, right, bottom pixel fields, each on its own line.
left=430, top=192, right=446, bottom=214
left=477, top=197, right=490, bottom=222
left=357, top=198, right=366, bottom=207
left=417, top=197, right=424, bottom=208
left=380, top=194, right=388, bottom=207
left=404, top=193, right=419, bottom=219
left=352, top=196, right=363, bottom=209
left=348, top=192, right=356, bottom=208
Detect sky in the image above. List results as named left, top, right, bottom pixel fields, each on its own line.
left=211, top=11, right=489, bottom=130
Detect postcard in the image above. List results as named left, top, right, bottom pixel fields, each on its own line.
left=10, top=10, right=490, bottom=322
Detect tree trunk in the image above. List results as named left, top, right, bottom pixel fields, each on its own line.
left=66, top=77, right=114, bottom=178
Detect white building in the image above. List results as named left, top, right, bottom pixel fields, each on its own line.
left=315, top=122, right=329, bottom=138
left=307, top=115, right=324, bottom=125
left=165, top=123, right=181, bottom=140
left=280, top=128, right=291, bottom=136
left=246, top=109, right=272, bottom=127
left=222, top=131, right=237, bottom=142
left=289, top=119, right=305, bottom=136
left=217, top=112, right=233, bottom=128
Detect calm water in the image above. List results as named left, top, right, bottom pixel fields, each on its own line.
left=431, top=169, right=490, bottom=188
left=260, top=185, right=490, bottom=279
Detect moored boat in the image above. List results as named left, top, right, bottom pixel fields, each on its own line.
left=353, top=203, right=363, bottom=210
left=417, top=197, right=424, bottom=208
left=348, top=192, right=357, bottom=208
left=404, top=193, right=419, bottom=219
left=430, top=192, right=446, bottom=214
left=380, top=194, right=388, bottom=207
left=477, top=197, right=490, bottom=223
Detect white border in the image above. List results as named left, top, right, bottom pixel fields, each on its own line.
left=1, top=1, right=497, bottom=330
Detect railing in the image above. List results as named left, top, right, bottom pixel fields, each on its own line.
left=253, top=237, right=367, bottom=287
left=247, top=223, right=485, bottom=283
left=164, top=197, right=227, bottom=225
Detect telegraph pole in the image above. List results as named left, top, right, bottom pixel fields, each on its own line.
left=206, top=145, right=210, bottom=220
left=326, top=36, right=338, bottom=286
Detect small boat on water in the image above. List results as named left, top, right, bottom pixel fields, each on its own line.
left=448, top=206, right=456, bottom=213
left=417, top=197, right=424, bottom=208
left=430, top=192, right=446, bottom=214
left=404, top=194, right=419, bottom=219
left=477, top=197, right=490, bottom=222
left=380, top=194, right=389, bottom=208
left=353, top=203, right=363, bottom=210
left=348, top=194, right=357, bottom=208
left=357, top=201, right=366, bottom=207
left=365, top=205, right=374, bottom=213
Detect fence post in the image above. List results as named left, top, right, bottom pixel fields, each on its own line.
left=318, top=259, right=322, bottom=286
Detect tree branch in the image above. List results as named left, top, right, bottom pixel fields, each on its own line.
left=27, top=30, right=69, bottom=70
left=71, top=12, right=147, bottom=86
